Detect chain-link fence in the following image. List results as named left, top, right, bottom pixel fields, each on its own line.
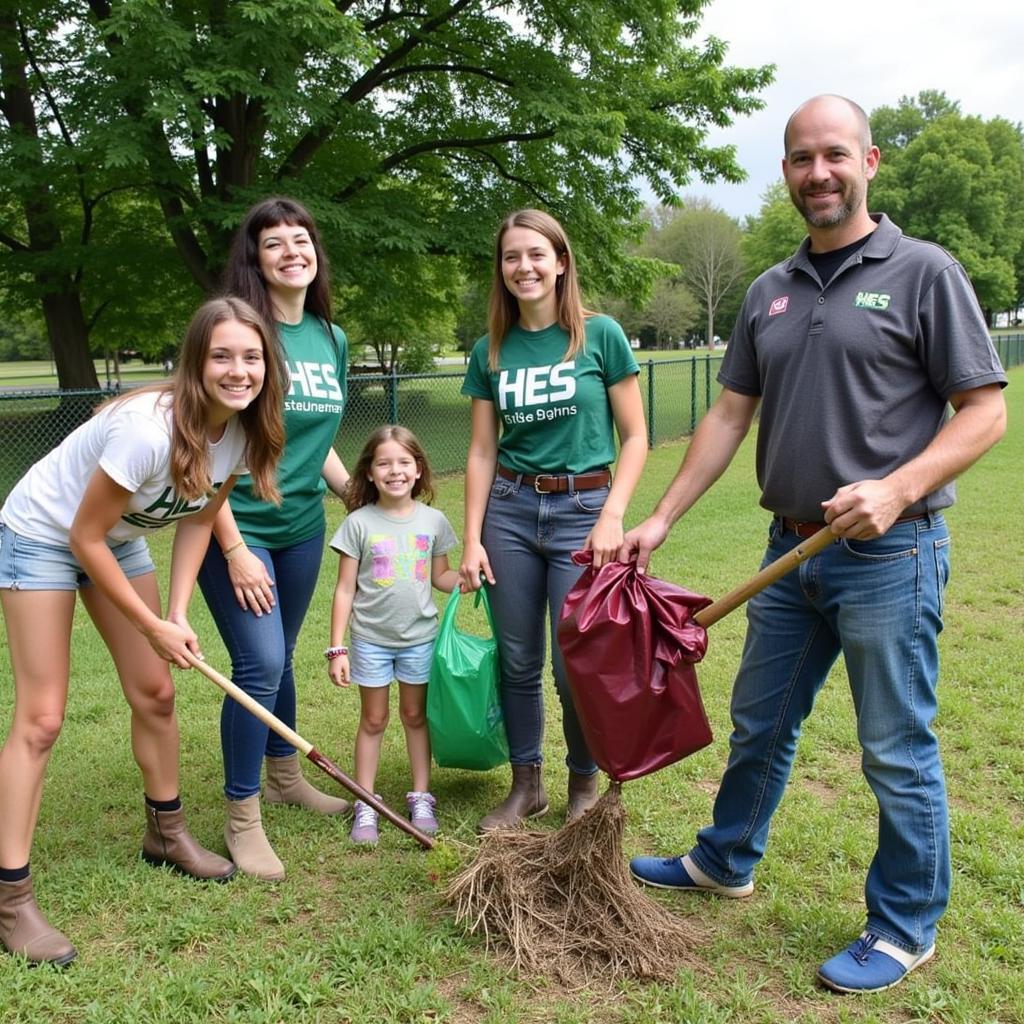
left=336, top=354, right=724, bottom=475
left=2, top=337, right=1021, bottom=501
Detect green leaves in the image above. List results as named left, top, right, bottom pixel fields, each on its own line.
left=869, top=94, right=1024, bottom=315
left=1, top=0, right=773, bottom=384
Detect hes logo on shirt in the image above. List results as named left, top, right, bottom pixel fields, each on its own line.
left=497, top=362, right=576, bottom=411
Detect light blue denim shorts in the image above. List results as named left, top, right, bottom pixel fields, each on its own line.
left=0, top=523, right=155, bottom=591
left=349, top=636, right=435, bottom=687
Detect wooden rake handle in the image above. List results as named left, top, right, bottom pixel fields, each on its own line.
left=693, top=526, right=834, bottom=629
left=184, top=651, right=435, bottom=850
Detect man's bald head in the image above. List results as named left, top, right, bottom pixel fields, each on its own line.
left=784, top=95, right=873, bottom=157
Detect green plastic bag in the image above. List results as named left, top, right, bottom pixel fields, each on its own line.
left=427, top=588, right=508, bottom=770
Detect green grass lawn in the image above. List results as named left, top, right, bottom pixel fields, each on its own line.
left=0, top=368, right=1021, bottom=1023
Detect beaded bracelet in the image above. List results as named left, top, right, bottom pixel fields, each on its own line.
left=324, top=646, right=349, bottom=660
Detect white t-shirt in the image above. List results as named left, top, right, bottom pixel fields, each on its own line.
left=1, top=390, right=248, bottom=546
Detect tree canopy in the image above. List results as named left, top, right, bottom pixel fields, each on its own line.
left=870, top=92, right=1024, bottom=317
left=740, top=181, right=805, bottom=281
left=1, top=0, right=773, bottom=386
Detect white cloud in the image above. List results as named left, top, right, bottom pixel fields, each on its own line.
left=678, top=0, right=1023, bottom=218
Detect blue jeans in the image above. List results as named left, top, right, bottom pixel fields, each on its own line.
left=691, top=515, right=951, bottom=954
left=198, top=532, right=324, bottom=800
left=481, top=474, right=607, bottom=775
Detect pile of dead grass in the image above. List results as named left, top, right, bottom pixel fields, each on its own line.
left=445, top=784, right=703, bottom=984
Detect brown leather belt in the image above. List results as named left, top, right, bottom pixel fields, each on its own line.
left=497, top=463, right=611, bottom=494
left=780, top=514, right=927, bottom=538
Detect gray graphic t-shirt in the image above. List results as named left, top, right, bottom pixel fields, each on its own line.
left=329, top=501, right=458, bottom=646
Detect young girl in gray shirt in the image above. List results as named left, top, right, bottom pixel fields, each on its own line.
left=328, top=426, right=459, bottom=844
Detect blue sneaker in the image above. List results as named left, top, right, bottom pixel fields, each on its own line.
left=629, top=853, right=754, bottom=898
left=817, top=932, right=935, bottom=993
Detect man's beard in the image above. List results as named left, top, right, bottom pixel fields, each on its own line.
left=791, top=179, right=865, bottom=228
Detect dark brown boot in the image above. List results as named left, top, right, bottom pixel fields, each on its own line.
left=478, top=763, right=548, bottom=832
left=0, top=876, right=76, bottom=966
left=142, top=803, right=236, bottom=882
left=565, top=770, right=601, bottom=823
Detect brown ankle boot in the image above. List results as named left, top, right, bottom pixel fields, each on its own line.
left=264, top=753, right=350, bottom=815
left=565, top=770, right=601, bottom=823
left=0, top=876, right=76, bottom=966
left=224, top=795, right=285, bottom=881
left=478, top=763, right=548, bottom=832
left=142, top=803, right=236, bottom=882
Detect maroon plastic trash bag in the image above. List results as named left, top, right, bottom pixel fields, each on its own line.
left=557, top=551, right=714, bottom=782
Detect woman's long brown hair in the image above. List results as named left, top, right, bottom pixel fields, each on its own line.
left=103, top=297, right=285, bottom=503
left=486, top=209, right=591, bottom=372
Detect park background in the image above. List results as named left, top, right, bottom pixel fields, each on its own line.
left=2, top=0, right=1023, bottom=1021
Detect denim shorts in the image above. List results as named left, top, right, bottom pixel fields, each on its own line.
left=349, top=636, right=435, bottom=687
left=0, top=523, right=155, bottom=591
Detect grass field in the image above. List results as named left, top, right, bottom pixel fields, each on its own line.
left=0, top=367, right=1020, bottom=1023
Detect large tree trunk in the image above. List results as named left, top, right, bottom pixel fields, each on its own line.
left=1, top=14, right=98, bottom=389
left=43, top=289, right=98, bottom=390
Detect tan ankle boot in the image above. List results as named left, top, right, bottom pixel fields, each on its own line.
left=0, top=876, right=76, bottom=966
left=141, top=803, right=236, bottom=882
left=264, top=754, right=350, bottom=815
left=478, top=763, right=548, bottom=832
left=565, top=770, right=601, bottom=823
left=224, top=795, right=285, bottom=881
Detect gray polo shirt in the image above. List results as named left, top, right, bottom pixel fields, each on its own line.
left=720, top=214, right=1007, bottom=521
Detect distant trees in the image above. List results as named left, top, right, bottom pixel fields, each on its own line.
left=649, top=200, right=745, bottom=349
left=617, top=200, right=745, bottom=350
left=869, top=93, right=1024, bottom=319
left=741, top=181, right=805, bottom=281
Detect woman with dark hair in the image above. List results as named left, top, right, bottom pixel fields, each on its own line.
left=459, top=209, right=648, bottom=831
left=199, top=197, right=351, bottom=881
left=0, top=297, right=285, bottom=965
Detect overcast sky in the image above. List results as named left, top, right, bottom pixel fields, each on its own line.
left=680, top=0, right=1023, bottom=220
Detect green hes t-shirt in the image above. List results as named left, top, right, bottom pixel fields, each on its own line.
left=230, top=312, right=347, bottom=548
left=461, top=314, right=638, bottom=475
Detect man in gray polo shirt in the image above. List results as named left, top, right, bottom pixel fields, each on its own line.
left=623, top=94, right=1007, bottom=993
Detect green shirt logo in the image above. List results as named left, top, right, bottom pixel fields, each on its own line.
left=854, top=291, right=891, bottom=310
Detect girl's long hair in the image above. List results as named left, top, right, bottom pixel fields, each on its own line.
left=486, top=208, right=590, bottom=372
left=223, top=196, right=336, bottom=350
left=344, top=425, right=435, bottom=512
left=103, top=298, right=285, bottom=503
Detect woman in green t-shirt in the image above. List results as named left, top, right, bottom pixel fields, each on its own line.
left=460, top=209, right=648, bottom=830
left=198, top=198, right=351, bottom=881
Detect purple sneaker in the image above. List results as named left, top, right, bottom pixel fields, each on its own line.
left=406, top=791, right=438, bottom=836
left=350, top=799, right=379, bottom=845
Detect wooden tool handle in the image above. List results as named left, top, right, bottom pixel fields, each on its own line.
left=187, top=651, right=313, bottom=754
left=184, top=652, right=435, bottom=849
left=693, top=526, right=834, bottom=628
